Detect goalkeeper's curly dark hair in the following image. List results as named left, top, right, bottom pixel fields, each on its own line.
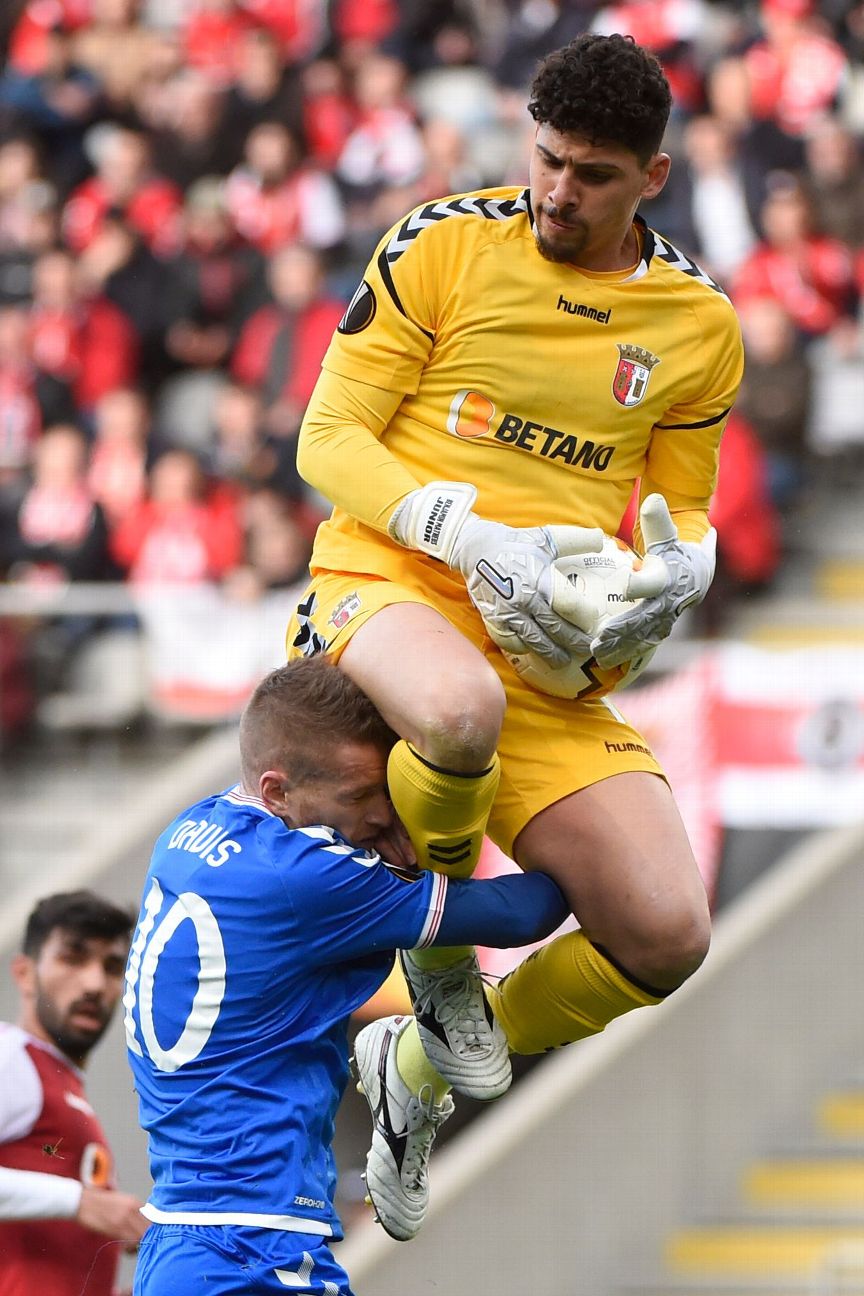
left=528, top=34, right=672, bottom=164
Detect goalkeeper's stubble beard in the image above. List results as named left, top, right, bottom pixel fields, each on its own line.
left=533, top=204, right=590, bottom=263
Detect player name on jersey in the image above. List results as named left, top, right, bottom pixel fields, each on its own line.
left=166, top=817, right=242, bottom=867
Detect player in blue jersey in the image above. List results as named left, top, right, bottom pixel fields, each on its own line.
left=126, top=656, right=570, bottom=1293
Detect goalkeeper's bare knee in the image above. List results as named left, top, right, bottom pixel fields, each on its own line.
left=408, top=661, right=505, bottom=771
left=612, top=907, right=711, bottom=992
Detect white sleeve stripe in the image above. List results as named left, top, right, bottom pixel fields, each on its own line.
left=0, top=1026, right=43, bottom=1142
left=297, top=826, right=338, bottom=843
left=0, top=1166, right=82, bottom=1220
left=414, top=873, right=448, bottom=949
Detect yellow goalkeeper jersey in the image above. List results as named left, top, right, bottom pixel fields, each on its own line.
left=306, top=185, right=743, bottom=576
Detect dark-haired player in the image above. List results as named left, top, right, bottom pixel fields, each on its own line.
left=287, top=31, right=743, bottom=1229
left=0, top=891, right=147, bottom=1296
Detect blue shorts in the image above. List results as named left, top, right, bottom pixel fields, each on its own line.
left=133, top=1224, right=355, bottom=1295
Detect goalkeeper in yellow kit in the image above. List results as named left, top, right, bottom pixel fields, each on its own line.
left=287, top=32, right=743, bottom=1240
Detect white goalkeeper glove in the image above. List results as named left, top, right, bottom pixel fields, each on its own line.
left=388, top=481, right=603, bottom=665
left=590, top=494, right=716, bottom=668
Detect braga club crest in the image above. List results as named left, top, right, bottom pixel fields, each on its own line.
left=612, top=343, right=660, bottom=407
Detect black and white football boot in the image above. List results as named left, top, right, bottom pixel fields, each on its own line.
left=399, top=949, right=511, bottom=1100
left=352, top=1014, right=455, bottom=1242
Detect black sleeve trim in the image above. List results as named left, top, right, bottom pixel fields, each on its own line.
left=654, top=405, right=731, bottom=431
left=376, top=248, right=435, bottom=343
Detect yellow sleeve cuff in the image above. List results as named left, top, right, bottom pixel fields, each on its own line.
left=633, top=478, right=712, bottom=551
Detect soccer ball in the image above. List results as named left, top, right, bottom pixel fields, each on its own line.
left=502, top=536, right=658, bottom=700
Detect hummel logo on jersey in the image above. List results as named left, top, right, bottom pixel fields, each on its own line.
left=605, top=740, right=652, bottom=756
left=557, top=294, right=612, bottom=324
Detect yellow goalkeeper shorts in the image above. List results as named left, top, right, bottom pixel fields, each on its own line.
left=286, top=562, right=665, bottom=857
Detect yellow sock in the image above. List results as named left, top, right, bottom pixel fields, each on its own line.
left=395, top=1019, right=451, bottom=1103
left=387, top=741, right=500, bottom=970
left=488, top=930, right=664, bottom=1055
left=387, top=741, right=500, bottom=878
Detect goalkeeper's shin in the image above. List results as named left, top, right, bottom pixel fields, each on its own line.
left=387, top=740, right=499, bottom=969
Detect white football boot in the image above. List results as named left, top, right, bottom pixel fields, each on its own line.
left=399, top=950, right=511, bottom=1101
left=352, top=1014, right=454, bottom=1242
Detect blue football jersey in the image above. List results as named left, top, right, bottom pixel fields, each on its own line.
left=124, top=786, right=447, bottom=1238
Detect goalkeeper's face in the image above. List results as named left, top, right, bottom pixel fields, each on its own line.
left=529, top=124, right=669, bottom=270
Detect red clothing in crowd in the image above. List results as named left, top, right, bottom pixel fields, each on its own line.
left=111, top=486, right=243, bottom=584
left=224, top=165, right=340, bottom=253
left=87, top=439, right=147, bottom=528
left=709, top=413, right=780, bottom=587
left=63, top=175, right=182, bottom=258
left=745, top=31, right=846, bottom=138
left=331, top=0, right=398, bottom=44
left=240, top=0, right=327, bottom=62
left=303, top=89, right=358, bottom=169
left=618, top=414, right=780, bottom=588
left=10, top=478, right=111, bottom=583
left=8, top=0, right=92, bottom=74
left=231, top=297, right=344, bottom=406
left=733, top=237, right=855, bottom=335
left=183, top=6, right=253, bottom=84
left=29, top=299, right=139, bottom=409
left=852, top=248, right=864, bottom=297
left=0, top=1024, right=119, bottom=1296
left=590, top=0, right=704, bottom=110
left=18, top=482, right=94, bottom=550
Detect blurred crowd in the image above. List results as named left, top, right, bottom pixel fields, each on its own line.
left=1, top=0, right=864, bottom=731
